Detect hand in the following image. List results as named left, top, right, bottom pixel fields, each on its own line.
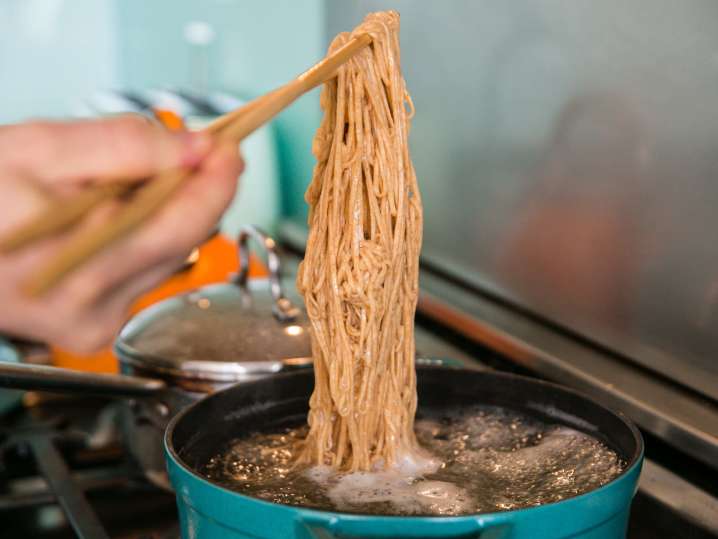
left=0, top=116, right=243, bottom=352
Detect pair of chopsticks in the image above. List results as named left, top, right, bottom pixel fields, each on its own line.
left=1, top=33, right=371, bottom=297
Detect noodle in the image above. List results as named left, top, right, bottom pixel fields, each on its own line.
left=297, top=11, right=423, bottom=471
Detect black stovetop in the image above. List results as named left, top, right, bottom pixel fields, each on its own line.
left=0, top=395, right=178, bottom=539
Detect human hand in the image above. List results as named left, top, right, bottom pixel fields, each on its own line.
left=0, top=115, right=243, bottom=352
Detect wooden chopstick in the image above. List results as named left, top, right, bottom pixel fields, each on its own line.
left=21, top=33, right=371, bottom=296
left=220, top=33, right=372, bottom=144
left=0, top=183, right=127, bottom=253
left=24, top=168, right=189, bottom=296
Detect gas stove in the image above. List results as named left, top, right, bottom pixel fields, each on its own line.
left=0, top=395, right=178, bottom=539
left=1, top=326, right=715, bottom=539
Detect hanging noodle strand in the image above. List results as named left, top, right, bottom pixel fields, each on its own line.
left=297, top=10, right=423, bottom=472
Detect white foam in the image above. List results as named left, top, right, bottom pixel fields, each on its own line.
left=305, top=452, right=473, bottom=515
left=391, top=448, right=441, bottom=476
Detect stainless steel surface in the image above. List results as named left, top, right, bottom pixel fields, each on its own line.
left=639, top=459, right=718, bottom=534
left=120, top=387, right=194, bottom=491
left=115, top=228, right=312, bottom=382
left=0, top=362, right=165, bottom=397
left=236, top=225, right=301, bottom=322
left=414, top=331, right=485, bottom=371
left=415, top=265, right=718, bottom=470
left=324, top=0, right=718, bottom=401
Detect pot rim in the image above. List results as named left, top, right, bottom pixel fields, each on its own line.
left=164, top=366, right=644, bottom=520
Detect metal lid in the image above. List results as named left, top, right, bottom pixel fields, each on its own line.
left=114, top=226, right=312, bottom=382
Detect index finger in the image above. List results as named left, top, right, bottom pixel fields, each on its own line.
left=0, top=115, right=212, bottom=184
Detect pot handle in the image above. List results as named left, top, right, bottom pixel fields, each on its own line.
left=234, top=224, right=301, bottom=322
left=0, top=361, right=165, bottom=397
left=296, top=515, right=513, bottom=539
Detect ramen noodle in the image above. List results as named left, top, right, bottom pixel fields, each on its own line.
left=297, top=11, right=424, bottom=471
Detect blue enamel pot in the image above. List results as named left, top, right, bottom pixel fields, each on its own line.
left=165, top=366, right=643, bottom=539
left=0, top=338, right=23, bottom=415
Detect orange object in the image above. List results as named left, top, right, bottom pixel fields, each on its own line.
left=152, top=108, right=185, bottom=131
left=51, top=234, right=267, bottom=373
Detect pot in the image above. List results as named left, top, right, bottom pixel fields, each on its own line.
left=0, top=338, right=24, bottom=415
left=0, top=225, right=313, bottom=489
left=166, top=367, right=644, bottom=539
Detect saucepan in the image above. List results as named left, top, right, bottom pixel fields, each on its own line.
left=166, top=367, right=644, bottom=539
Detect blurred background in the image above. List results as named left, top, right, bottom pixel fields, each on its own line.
left=2, top=0, right=718, bottom=405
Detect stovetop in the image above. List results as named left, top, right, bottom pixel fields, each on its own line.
left=0, top=395, right=178, bottom=539
left=1, top=326, right=715, bottom=539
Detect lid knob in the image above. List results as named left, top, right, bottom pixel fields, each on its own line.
left=234, top=225, right=300, bottom=322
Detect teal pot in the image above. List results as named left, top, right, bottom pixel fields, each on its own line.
left=0, top=338, right=23, bottom=415
left=165, top=367, right=644, bottom=539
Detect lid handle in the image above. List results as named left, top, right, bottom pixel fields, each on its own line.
left=235, top=225, right=301, bottom=322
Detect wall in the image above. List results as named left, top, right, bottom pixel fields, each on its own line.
left=114, top=0, right=324, bottom=218
left=0, top=0, right=119, bottom=122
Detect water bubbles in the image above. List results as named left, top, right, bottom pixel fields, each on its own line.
left=201, top=406, right=624, bottom=516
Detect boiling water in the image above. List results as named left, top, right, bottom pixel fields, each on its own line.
left=202, top=406, right=625, bottom=516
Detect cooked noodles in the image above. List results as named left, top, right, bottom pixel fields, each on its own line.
left=296, top=10, right=423, bottom=471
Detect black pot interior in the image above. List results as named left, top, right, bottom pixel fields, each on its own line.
left=169, top=367, right=642, bottom=479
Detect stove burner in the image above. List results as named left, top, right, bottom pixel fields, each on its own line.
left=0, top=396, right=177, bottom=538
left=24, top=434, right=108, bottom=538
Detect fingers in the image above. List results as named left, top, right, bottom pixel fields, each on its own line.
left=138, top=141, right=243, bottom=250
left=1, top=256, right=186, bottom=354
left=0, top=124, right=243, bottom=353
left=114, top=141, right=243, bottom=267
left=0, top=176, right=53, bottom=235
left=0, top=116, right=212, bottom=184
left=62, top=142, right=243, bottom=298
left=55, top=257, right=189, bottom=353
